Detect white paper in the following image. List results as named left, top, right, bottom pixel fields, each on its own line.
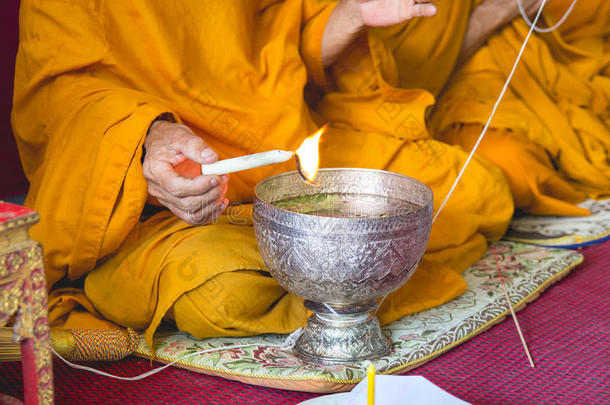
left=340, top=375, right=471, bottom=405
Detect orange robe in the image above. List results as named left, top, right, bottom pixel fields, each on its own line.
left=431, top=0, right=610, bottom=216
left=12, top=0, right=512, bottom=348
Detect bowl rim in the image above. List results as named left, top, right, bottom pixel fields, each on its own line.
left=253, top=167, right=433, bottom=220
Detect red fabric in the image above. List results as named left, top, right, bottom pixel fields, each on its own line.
left=0, top=241, right=608, bottom=404
left=0, top=1, right=28, bottom=199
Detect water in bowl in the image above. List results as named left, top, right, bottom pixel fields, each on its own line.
left=272, top=193, right=422, bottom=218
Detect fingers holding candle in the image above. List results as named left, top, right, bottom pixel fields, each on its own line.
left=165, top=193, right=229, bottom=226
left=147, top=121, right=219, bottom=165
left=149, top=177, right=229, bottom=225
left=144, top=121, right=229, bottom=225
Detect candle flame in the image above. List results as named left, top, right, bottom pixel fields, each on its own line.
left=295, top=125, right=325, bottom=184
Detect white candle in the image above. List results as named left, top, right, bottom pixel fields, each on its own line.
left=201, top=150, right=294, bottom=175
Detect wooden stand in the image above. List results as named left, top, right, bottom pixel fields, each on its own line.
left=0, top=202, right=54, bottom=404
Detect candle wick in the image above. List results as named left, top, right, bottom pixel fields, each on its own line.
left=295, top=154, right=320, bottom=186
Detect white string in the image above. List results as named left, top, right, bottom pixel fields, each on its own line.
left=316, top=313, right=370, bottom=324
left=319, top=303, right=371, bottom=322
left=516, top=0, right=578, bottom=33
left=323, top=302, right=340, bottom=316
left=431, top=0, right=548, bottom=224
left=52, top=327, right=303, bottom=381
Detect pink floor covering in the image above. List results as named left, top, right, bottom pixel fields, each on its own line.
left=0, top=240, right=608, bottom=404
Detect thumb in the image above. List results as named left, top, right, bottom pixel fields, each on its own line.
left=175, top=132, right=219, bottom=165
left=411, top=4, right=437, bottom=18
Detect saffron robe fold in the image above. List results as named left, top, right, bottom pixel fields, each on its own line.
left=431, top=0, right=610, bottom=216
left=13, top=0, right=513, bottom=348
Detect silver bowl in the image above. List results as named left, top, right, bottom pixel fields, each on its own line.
left=253, top=168, right=433, bottom=364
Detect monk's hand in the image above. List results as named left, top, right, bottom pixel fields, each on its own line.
left=321, top=0, right=438, bottom=66
left=143, top=120, right=229, bottom=225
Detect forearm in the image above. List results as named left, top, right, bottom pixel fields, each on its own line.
left=321, top=0, right=365, bottom=67
left=456, top=2, right=515, bottom=67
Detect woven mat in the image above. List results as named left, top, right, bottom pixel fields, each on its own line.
left=134, top=241, right=582, bottom=393
left=506, top=198, right=610, bottom=248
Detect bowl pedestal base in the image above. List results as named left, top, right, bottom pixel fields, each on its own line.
left=294, top=300, right=391, bottom=364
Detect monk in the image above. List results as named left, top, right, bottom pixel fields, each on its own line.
left=431, top=0, right=610, bottom=215
left=13, top=0, right=517, bottom=350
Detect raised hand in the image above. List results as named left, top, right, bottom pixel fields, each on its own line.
left=321, top=0, right=440, bottom=67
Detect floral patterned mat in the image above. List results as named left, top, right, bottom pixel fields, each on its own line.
left=134, top=241, right=582, bottom=392
left=506, top=198, right=610, bottom=248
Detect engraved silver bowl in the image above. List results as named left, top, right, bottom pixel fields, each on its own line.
left=253, top=168, right=433, bottom=364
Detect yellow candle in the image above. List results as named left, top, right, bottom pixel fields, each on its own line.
left=367, top=364, right=376, bottom=405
